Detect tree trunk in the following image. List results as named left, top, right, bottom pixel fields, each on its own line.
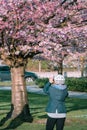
left=58, top=61, right=63, bottom=75
left=0, top=66, right=33, bottom=127
left=11, top=66, right=30, bottom=117
left=38, top=60, right=41, bottom=72
left=81, top=62, right=84, bottom=77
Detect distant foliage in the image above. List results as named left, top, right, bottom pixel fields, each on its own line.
left=35, top=78, right=49, bottom=88
left=65, top=77, right=87, bottom=92
left=36, top=77, right=87, bottom=92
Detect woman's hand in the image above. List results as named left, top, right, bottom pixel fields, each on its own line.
left=49, top=77, right=54, bottom=84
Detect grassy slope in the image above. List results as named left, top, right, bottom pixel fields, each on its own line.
left=0, top=90, right=87, bottom=130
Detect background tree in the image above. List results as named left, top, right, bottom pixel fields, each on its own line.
left=64, top=52, right=87, bottom=77
left=34, top=42, right=69, bottom=74
left=0, top=0, right=87, bottom=127
left=34, top=0, right=87, bottom=74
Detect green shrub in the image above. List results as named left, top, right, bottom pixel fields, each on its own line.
left=65, top=77, right=87, bottom=92
left=36, top=77, right=87, bottom=92
left=35, top=78, right=49, bottom=88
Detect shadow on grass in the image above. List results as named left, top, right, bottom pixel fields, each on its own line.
left=66, top=97, right=87, bottom=112
left=0, top=90, right=87, bottom=129
left=0, top=116, right=31, bottom=130
left=0, top=91, right=33, bottom=129
left=0, top=117, right=24, bottom=130
left=0, top=113, right=33, bottom=130
left=0, top=104, right=33, bottom=130
left=38, top=114, right=47, bottom=119
left=0, top=90, right=11, bottom=102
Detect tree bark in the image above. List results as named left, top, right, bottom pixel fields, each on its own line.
left=39, top=60, right=41, bottom=72
left=58, top=61, right=63, bottom=75
left=0, top=66, right=33, bottom=127
left=11, top=66, right=33, bottom=120
left=11, top=66, right=27, bottom=116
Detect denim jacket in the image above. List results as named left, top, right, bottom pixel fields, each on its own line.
left=43, top=82, right=68, bottom=113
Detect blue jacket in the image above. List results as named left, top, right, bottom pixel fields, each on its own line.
left=43, top=82, right=68, bottom=113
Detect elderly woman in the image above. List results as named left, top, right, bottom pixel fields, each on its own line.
left=43, top=74, right=68, bottom=130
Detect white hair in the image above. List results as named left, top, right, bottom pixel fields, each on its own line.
left=54, top=74, right=65, bottom=85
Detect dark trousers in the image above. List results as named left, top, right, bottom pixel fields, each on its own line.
left=46, top=117, right=66, bottom=130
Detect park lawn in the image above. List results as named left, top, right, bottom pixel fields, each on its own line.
left=0, top=81, right=34, bottom=87
left=0, top=90, right=87, bottom=130
left=0, top=81, right=12, bottom=87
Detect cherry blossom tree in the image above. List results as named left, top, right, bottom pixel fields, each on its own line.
left=0, top=0, right=87, bottom=127
left=64, top=52, right=87, bottom=77
left=34, top=26, right=87, bottom=74
left=34, top=0, right=87, bottom=74
left=34, top=42, right=69, bottom=74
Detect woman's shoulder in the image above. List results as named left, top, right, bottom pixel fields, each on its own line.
left=51, top=84, right=67, bottom=90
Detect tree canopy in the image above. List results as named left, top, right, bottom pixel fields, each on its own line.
left=0, top=0, right=87, bottom=67
left=0, top=0, right=87, bottom=127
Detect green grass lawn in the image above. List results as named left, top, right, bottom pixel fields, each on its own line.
left=0, top=81, right=35, bottom=87
left=0, top=90, right=87, bottom=130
